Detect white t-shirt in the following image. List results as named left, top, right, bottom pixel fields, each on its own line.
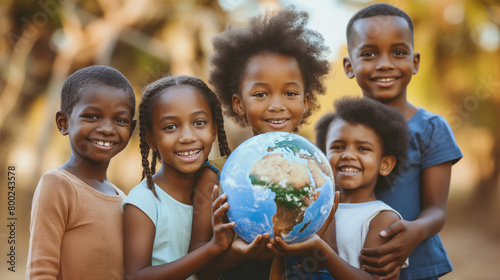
left=335, top=200, right=408, bottom=269
left=124, top=180, right=197, bottom=280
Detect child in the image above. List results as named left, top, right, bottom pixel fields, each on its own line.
left=342, top=3, right=463, bottom=279
left=122, top=75, right=235, bottom=280
left=273, top=96, right=410, bottom=279
left=26, top=65, right=137, bottom=279
left=188, top=7, right=333, bottom=279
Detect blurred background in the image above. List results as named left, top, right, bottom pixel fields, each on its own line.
left=0, top=0, right=498, bottom=279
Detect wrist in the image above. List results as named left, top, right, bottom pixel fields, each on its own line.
left=409, top=220, right=427, bottom=242
left=229, top=242, right=249, bottom=262
left=311, top=239, right=333, bottom=266
left=206, top=239, right=225, bottom=257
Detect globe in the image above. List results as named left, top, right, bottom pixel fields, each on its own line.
left=220, top=132, right=335, bottom=244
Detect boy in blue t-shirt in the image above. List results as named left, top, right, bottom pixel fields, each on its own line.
left=342, top=3, right=463, bottom=279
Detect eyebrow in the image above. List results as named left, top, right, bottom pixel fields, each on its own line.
left=158, top=110, right=210, bottom=123
left=358, top=42, right=411, bottom=50
left=329, top=139, right=375, bottom=146
left=250, top=81, right=302, bottom=87
left=82, top=105, right=131, bottom=116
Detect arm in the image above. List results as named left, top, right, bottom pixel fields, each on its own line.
left=27, top=173, right=69, bottom=280
left=124, top=185, right=234, bottom=280
left=268, top=191, right=340, bottom=279
left=360, top=162, right=453, bottom=279
left=317, top=191, right=340, bottom=253
left=190, top=167, right=219, bottom=252
left=189, top=167, right=274, bottom=276
left=271, top=210, right=401, bottom=280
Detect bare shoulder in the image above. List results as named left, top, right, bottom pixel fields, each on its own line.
left=193, top=166, right=220, bottom=208
left=198, top=165, right=219, bottom=182
left=369, top=210, right=400, bottom=231
left=364, top=209, right=401, bottom=248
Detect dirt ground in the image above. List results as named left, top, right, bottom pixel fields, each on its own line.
left=439, top=188, right=500, bottom=279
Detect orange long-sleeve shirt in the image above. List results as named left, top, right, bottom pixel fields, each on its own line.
left=27, top=169, right=126, bottom=280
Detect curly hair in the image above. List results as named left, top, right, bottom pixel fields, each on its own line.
left=346, top=3, right=414, bottom=50
left=315, top=97, right=409, bottom=189
left=209, top=7, right=330, bottom=127
left=138, top=75, right=231, bottom=197
left=61, top=65, right=135, bottom=116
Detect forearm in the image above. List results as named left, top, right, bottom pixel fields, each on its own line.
left=412, top=205, right=447, bottom=242
left=198, top=245, right=248, bottom=274
left=316, top=240, right=376, bottom=280
left=132, top=242, right=222, bottom=280
left=415, top=162, right=452, bottom=241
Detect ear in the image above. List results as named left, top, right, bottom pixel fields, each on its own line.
left=412, top=52, right=421, bottom=75
left=232, top=94, right=245, bottom=117
left=379, top=155, right=396, bottom=176
left=211, top=122, right=217, bottom=142
left=303, top=92, right=311, bottom=113
left=145, top=130, right=158, bottom=152
left=130, top=119, right=137, bottom=137
left=55, top=110, right=69, bottom=135
left=343, top=57, right=355, bottom=79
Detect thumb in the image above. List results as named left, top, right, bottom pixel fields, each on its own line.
left=380, top=219, right=405, bottom=238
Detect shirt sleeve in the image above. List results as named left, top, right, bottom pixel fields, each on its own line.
left=123, top=183, right=159, bottom=226
left=27, top=170, right=73, bottom=280
left=421, top=115, right=463, bottom=170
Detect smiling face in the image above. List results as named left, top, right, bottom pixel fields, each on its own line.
left=326, top=119, right=395, bottom=202
left=146, top=85, right=216, bottom=175
left=57, top=84, right=135, bottom=165
left=233, top=53, right=310, bottom=135
left=344, top=15, right=420, bottom=107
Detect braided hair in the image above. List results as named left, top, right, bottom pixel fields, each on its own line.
left=138, top=75, right=231, bottom=197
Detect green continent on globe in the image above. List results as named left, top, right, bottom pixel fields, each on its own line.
left=249, top=153, right=325, bottom=238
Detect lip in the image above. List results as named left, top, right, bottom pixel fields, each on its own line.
left=90, top=139, right=117, bottom=150
left=371, top=76, right=399, bottom=88
left=337, top=165, right=361, bottom=177
left=265, top=118, right=290, bottom=130
left=175, top=148, right=202, bottom=163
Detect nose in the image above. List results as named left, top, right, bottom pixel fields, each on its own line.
left=96, top=119, right=115, bottom=135
left=341, top=148, right=355, bottom=160
left=375, top=54, right=394, bottom=71
left=268, top=94, right=285, bottom=112
left=179, top=125, right=196, bottom=143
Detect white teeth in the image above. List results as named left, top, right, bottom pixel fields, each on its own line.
left=94, top=140, right=113, bottom=147
left=177, top=149, right=200, bottom=157
left=340, top=167, right=359, bottom=173
left=376, top=78, right=396, bottom=82
left=269, top=119, right=286, bottom=124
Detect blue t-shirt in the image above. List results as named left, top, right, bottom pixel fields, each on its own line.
left=375, top=108, right=463, bottom=279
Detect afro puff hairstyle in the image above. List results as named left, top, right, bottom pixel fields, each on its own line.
left=315, top=97, right=409, bottom=189
left=209, top=7, right=331, bottom=127
left=61, top=65, right=135, bottom=116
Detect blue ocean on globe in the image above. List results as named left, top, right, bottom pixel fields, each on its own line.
left=220, top=132, right=334, bottom=244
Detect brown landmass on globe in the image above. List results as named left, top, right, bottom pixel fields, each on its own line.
left=249, top=154, right=323, bottom=238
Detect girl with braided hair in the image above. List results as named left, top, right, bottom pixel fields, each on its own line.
left=123, top=75, right=234, bottom=280
left=188, top=6, right=336, bottom=280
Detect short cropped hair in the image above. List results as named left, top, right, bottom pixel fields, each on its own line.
left=346, top=3, right=414, bottom=48
left=315, top=97, right=409, bottom=188
left=210, top=7, right=330, bottom=127
left=61, top=65, right=135, bottom=116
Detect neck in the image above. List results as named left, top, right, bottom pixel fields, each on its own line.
left=382, top=95, right=417, bottom=121
left=339, top=188, right=377, bottom=203
left=61, top=153, right=109, bottom=183
left=153, top=165, right=197, bottom=205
